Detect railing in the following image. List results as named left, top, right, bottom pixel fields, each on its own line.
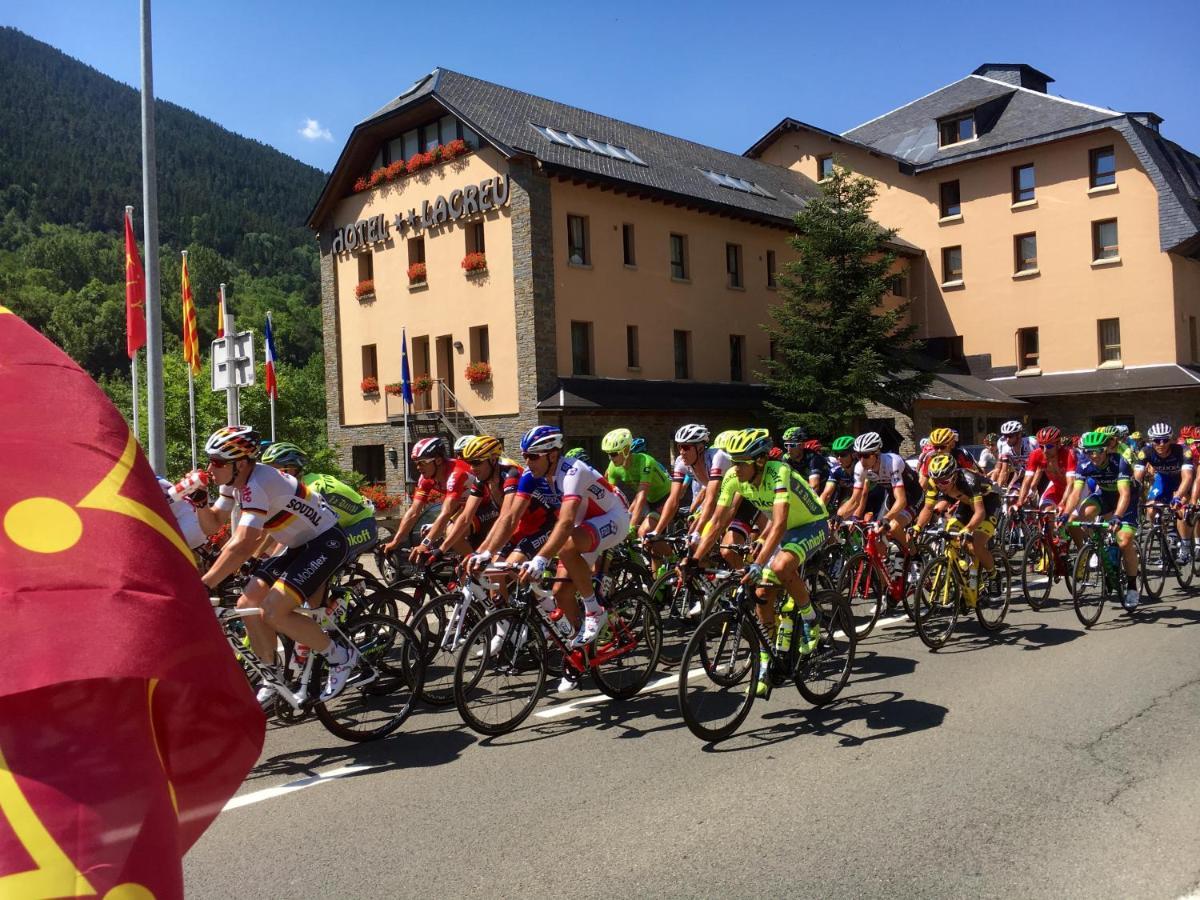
left=383, top=379, right=483, bottom=440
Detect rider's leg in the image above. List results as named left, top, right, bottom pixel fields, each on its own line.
left=238, top=577, right=277, bottom=662
left=260, top=582, right=333, bottom=653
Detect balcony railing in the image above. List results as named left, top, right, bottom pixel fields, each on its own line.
left=384, top=378, right=483, bottom=440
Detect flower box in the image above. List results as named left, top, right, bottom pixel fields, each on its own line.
left=413, top=375, right=434, bottom=395
left=351, top=140, right=473, bottom=193
left=360, top=376, right=380, bottom=396
left=359, top=483, right=404, bottom=513
left=384, top=382, right=404, bottom=396
left=464, top=361, right=492, bottom=385
left=355, top=278, right=375, bottom=299
left=407, top=262, right=427, bottom=284
left=461, top=252, right=487, bottom=273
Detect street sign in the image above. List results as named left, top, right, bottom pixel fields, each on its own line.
left=211, top=330, right=256, bottom=391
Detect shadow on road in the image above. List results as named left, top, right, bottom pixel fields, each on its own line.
left=478, top=688, right=687, bottom=747
left=929, top=619, right=1085, bottom=654
left=850, top=649, right=918, bottom=683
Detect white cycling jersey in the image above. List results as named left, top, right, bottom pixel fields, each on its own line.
left=998, top=436, right=1036, bottom=470
left=236, top=464, right=339, bottom=547
left=853, top=452, right=911, bottom=489
left=671, top=447, right=732, bottom=487
left=158, top=476, right=207, bottom=551
left=553, top=457, right=628, bottom=526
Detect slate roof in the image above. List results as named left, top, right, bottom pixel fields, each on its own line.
left=922, top=372, right=1024, bottom=405
left=537, top=378, right=769, bottom=412
left=989, top=365, right=1200, bottom=399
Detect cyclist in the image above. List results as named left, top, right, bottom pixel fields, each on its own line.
left=565, top=447, right=590, bottom=463
left=782, top=426, right=829, bottom=493
left=920, top=427, right=981, bottom=486
left=1065, top=430, right=1141, bottom=611
left=690, top=428, right=830, bottom=698
left=158, top=469, right=222, bottom=553
left=1015, top=426, right=1076, bottom=514
left=602, top=428, right=672, bottom=540
left=995, top=420, right=1034, bottom=490
left=260, top=442, right=379, bottom=556
left=434, top=435, right=521, bottom=559
left=918, top=453, right=1000, bottom=591
left=453, top=434, right=477, bottom=459
left=1134, top=422, right=1194, bottom=563
left=979, top=433, right=999, bottom=477
left=199, top=425, right=356, bottom=705
left=380, top=437, right=474, bottom=558
left=841, top=431, right=920, bottom=556
left=516, top=426, right=630, bottom=652
left=819, top=436, right=857, bottom=514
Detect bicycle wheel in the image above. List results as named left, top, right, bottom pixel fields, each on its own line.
left=592, top=589, right=663, bottom=700
left=1020, top=534, right=1053, bottom=610
left=1167, top=529, right=1194, bottom=590
left=651, top=569, right=693, bottom=667
left=454, top=608, right=547, bottom=736
left=976, top=552, right=1011, bottom=632
left=837, top=551, right=885, bottom=639
left=677, top=609, right=760, bottom=742
left=314, top=614, right=424, bottom=742
left=913, top=557, right=960, bottom=649
left=1072, top=543, right=1106, bottom=627
left=411, top=591, right=487, bottom=706
left=795, top=590, right=855, bottom=706
left=1140, top=527, right=1167, bottom=599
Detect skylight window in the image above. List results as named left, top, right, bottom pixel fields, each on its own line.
left=697, top=168, right=775, bottom=199
left=530, top=124, right=648, bottom=166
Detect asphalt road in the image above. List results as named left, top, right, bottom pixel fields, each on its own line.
left=186, top=584, right=1200, bottom=899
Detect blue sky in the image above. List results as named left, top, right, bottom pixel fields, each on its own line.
left=5, top=0, right=1198, bottom=173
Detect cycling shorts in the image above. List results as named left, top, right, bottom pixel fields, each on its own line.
left=868, top=484, right=915, bottom=524
left=949, top=493, right=1000, bottom=538
left=1039, top=482, right=1065, bottom=506
left=640, top=495, right=667, bottom=522
left=504, top=524, right=554, bottom=559
left=343, top=516, right=379, bottom=557
left=575, top=505, right=631, bottom=566
left=760, top=520, right=831, bottom=587
left=947, top=517, right=997, bottom=540
left=251, top=526, right=349, bottom=603
left=1080, top=493, right=1138, bottom=531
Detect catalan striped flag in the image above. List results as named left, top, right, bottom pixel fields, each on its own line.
left=216, top=293, right=225, bottom=338
left=181, top=252, right=200, bottom=375
left=264, top=312, right=278, bottom=400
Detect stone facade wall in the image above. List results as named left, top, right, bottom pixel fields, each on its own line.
left=1021, top=388, right=1200, bottom=435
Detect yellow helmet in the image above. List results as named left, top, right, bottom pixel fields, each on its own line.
left=601, top=428, right=633, bottom=455
left=461, top=435, right=503, bottom=463
left=927, top=452, right=958, bottom=481
left=725, top=427, right=772, bottom=462
left=712, top=430, right=739, bottom=451
left=929, top=427, right=955, bottom=448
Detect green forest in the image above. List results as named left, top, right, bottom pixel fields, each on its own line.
left=0, top=27, right=336, bottom=478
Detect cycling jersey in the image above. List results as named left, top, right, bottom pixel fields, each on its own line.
left=928, top=470, right=1001, bottom=533
left=854, top=452, right=921, bottom=498
left=606, top=452, right=672, bottom=505
left=238, top=464, right=339, bottom=547
left=978, top=447, right=997, bottom=471
left=787, top=450, right=829, bottom=489
left=671, top=447, right=732, bottom=487
left=413, top=458, right=475, bottom=505
left=718, top=460, right=828, bottom=530
left=303, top=473, right=374, bottom=528
left=1135, top=443, right=1193, bottom=479
left=158, top=476, right=207, bottom=551
left=1025, top=446, right=1076, bottom=503
left=825, top=462, right=856, bottom=508
left=468, top=461, right=523, bottom=528
left=998, top=435, right=1035, bottom=472
left=919, top=446, right=980, bottom=478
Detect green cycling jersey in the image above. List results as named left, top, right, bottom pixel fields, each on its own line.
left=606, top=451, right=672, bottom=504
left=302, top=473, right=374, bottom=529
left=717, top=460, right=828, bottom=529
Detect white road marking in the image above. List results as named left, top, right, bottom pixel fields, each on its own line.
left=223, top=764, right=379, bottom=811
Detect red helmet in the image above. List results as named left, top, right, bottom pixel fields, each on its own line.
left=410, top=437, right=446, bottom=460
left=1182, top=425, right=1196, bottom=442
left=803, top=439, right=821, bottom=452
left=768, top=447, right=783, bottom=460
left=1036, top=426, right=1061, bottom=445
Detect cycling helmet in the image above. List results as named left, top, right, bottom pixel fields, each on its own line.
left=631, top=437, right=646, bottom=454
left=985, top=432, right=998, bottom=444
left=725, top=428, right=773, bottom=462
left=831, top=435, right=855, bottom=454
left=461, top=435, right=503, bottom=463
left=1148, top=422, right=1173, bottom=440
left=804, top=439, right=822, bottom=452
left=712, top=430, right=738, bottom=451
left=782, top=426, right=807, bottom=444
left=411, top=437, right=446, bottom=460
left=1036, top=426, right=1061, bottom=446
left=453, top=434, right=477, bottom=455
left=927, top=453, right=958, bottom=481
left=205, top=425, right=261, bottom=461
left=768, top=447, right=783, bottom=460
left=564, top=447, right=590, bottom=462
left=674, top=423, right=710, bottom=445
left=260, top=441, right=308, bottom=470
left=601, top=428, right=633, bottom=455
left=1080, top=430, right=1109, bottom=451
left=521, top=425, right=564, bottom=454
left=929, top=427, right=955, bottom=448
left=1001, top=420, right=1023, bottom=435
left=1114, top=425, right=1130, bottom=438
left=853, top=432, right=883, bottom=454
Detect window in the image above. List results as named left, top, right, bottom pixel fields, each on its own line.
left=674, top=330, right=691, bottom=379
left=351, top=445, right=386, bottom=486
left=766, top=250, right=777, bottom=288
left=438, top=114, right=458, bottom=146
left=422, top=124, right=439, bottom=152
left=729, top=334, right=745, bottom=382
left=466, top=221, right=485, bottom=254
left=402, top=130, right=419, bottom=160
left=408, top=236, right=425, bottom=264
left=818, top=155, right=833, bottom=181
left=469, top=325, right=489, bottom=364
left=622, top=224, right=636, bottom=266
left=726, top=243, right=743, bottom=288
left=1012, top=164, right=1036, bottom=203
left=939, top=180, right=961, bottom=218
left=626, top=325, right=640, bottom=368
left=529, top=124, right=648, bottom=166
left=1191, top=316, right=1198, bottom=363
left=1092, top=219, right=1119, bottom=260
left=1017, top=327, right=1039, bottom=370
left=1098, top=318, right=1122, bottom=364
left=669, top=233, right=689, bottom=280
left=887, top=270, right=909, bottom=297
left=571, top=321, right=593, bottom=375
left=1014, top=233, right=1038, bottom=272
left=1090, top=146, right=1116, bottom=188
left=567, top=215, right=589, bottom=266
left=357, top=251, right=373, bottom=283
left=361, top=344, right=377, bottom=380
left=942, top=246, right=963, bottom=284
left=938, top=113, right=975, bottom=147
left=696, top=168, right=774, bottom=198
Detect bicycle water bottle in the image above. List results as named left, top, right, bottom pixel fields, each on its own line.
left=1104, top=543, right=1119, bottom=571
left=549, top=608, right=575, bottom=641
left=775, top=598, right=794, bottom=654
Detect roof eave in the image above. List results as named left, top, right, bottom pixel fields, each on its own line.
left=743, top=117, right=903, bottom=165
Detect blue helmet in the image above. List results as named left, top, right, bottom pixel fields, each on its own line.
left=630, top=437, right=646, bottom=453
left=520, top=425, right=564, bottom=454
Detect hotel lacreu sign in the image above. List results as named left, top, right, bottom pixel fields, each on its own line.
left=331, top=174, right=511, bottom=253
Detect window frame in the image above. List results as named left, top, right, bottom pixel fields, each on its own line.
left=673, top=329, right=692, bottom=380
left=669, top=233, right=689, bottom=280
left=469, top=324, right=490, bottom=365
left=361, top=344, right=378, bottom=381
left=941, top=245, right=963, bottom=285
left=1017, top=327, right=1039, bottom=371
left=357, top=250, right=374, bottom=282
left=1092, top=219, right=1119, bottom=261
left=467, top=221, right=485, bottom=255
left=408, top=236, right=425, bottom=265
left=626, top=324, right=640, bottom=369
left=938, top=113, right=976, bottom=147
left=729, top=334, right=745, bottom=382
left=1089, top=146, right=1116, bottom=188
left=766, top=249, right=777, bottom=289
left=1012, top=163, right=1036, bottom=203
left=622, top=223, right=636, bottom=267
left=939, top=180, right=962, bottom=218
left=567, top=214, right=590, bottom=266
left=1097, top=318, right=1122, bottom=364
left=570, top=320, right=594, bottom=375
left=1014, top=232, right=1038, bottom=273
left=726, top=242, right=743, bottom=289
left=817, top=154, right=834, bottom=181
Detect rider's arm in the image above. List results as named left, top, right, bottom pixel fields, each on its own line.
left=476, top=493, right=532, bottom=558
left=1179, top=464, right=1194, bottom=499
left=420, top=493, right=465, bottom=546
left=200, top=522, right=265, bottom=589
left=656, top=479, right=687, bottom=535
left=751, top=500, right=789, bottom=568
left=1112, top=480, right=1132, bottom=520
left=914, top=487, right=936, bottom=529
left=965, top=494, right=986, bottom=530
left=885, top=484, right=909, bottom=523
left=534, top=497, right=583, bottom=563
left=1014, top=469, right=1036, bottom=508
left=693, top=486, right=739, bottom=562
left=839, top=485, right=864, bottom=520
left=195, top=505, right=223, bottom=537
left=627, top=482, right=651, bottom=530
left=384, top=497, right=428, bottom=551
left=438, top=492, right=484, bottom=552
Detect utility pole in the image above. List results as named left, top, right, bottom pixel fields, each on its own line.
left=140, top=0, right=166, bottom=472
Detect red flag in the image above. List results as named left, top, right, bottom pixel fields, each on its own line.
left=0, top=306, right=264, bottom=897
left=181, top=253, right=200, bottom=376
left=124, top=210, right=146, bottom=358
left=216, top=293, right=225, bottom=339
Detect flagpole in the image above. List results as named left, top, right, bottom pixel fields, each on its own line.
left=182, top=249, right=197, bottom=468
left=139, top=0, right=166, bottom=473
left=220, top=283, right=239, bottom=426
left=131, top=349, right=140, bottom=444
left=267, top=310, right=276, bottom=442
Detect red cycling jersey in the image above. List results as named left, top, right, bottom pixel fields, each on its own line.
left=1024, top=445, right=1076, bottom=501
left=413, top=458, right=475, bottom=505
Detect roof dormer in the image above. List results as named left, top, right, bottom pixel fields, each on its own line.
left=972, top=63, right=1054, bottom=93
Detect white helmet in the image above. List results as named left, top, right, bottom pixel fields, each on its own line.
left=674, top=423, right=710, bottom=445
left=1001, top=420, right=1023, bottom=435
left=1114, top=425, right=1130, bottom=438
left=853, top=432, right=883, bottom=454
left=453, top=434, right=477, bottom=454
left=1147, top=422, right=1173, bottom=440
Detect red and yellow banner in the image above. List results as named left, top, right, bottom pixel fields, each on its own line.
left=181, top=253, right=200, bottom=376
left=123, top=210, right=145, bottom=359
left=0, top=307, right=264, bottom=898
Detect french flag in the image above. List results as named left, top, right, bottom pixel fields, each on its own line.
left=264, top=313, right=278, bottom=400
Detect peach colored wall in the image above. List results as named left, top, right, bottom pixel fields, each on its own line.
left=1172, top=255, right=1200, bottom=364
left=332, top=149, right=517, bottom=425
left=548, top=180, right=794, bottom=382
left=758, top=127, right=1182, bottom=373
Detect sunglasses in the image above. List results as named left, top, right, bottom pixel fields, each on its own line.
left=207, top=458, right=231, bottom=469
left=677, top=443, right=699, bottom=452
left=1084, top=448, right=1106, bottom=456
left=1152, top=438, right=1173, bottom=445
left=522, top=452, right=546, bottom=461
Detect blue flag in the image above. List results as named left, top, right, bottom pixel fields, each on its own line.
left=400, top=328, right=413, bottom=406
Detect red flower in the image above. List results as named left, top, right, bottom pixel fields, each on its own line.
left=384, top=161, right=406, bottom=181
left=360, top=376, right=380, bottom=394
left=442, top=138, right=468, bottom=159
left=359, top=483, right=403, bottom=512
left=368, top=168, right=387, bottom=188
left=353, top=177, right=369, bottom=193
left=464, top=361, right=492, bottom=384
left=355, top=278, right=375, bottom=298
left=406, top=153, right=426, bottom=174
left=407, top=262, right=427, bottom=283
left=384, top=382, right=403, bottom=395
left=461, top=252, right=487, bottom=272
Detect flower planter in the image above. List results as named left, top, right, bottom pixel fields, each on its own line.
left=352, top=139, right=472, bottom=194
left=360, top=376, right=380, bottom=397
left=461, top=252, right=487, bottom=274
left=407, top=262, right=427, bottom=285
left=464, top=362, right=492, bottom=385
left=355, top=278, right=375, bottom=301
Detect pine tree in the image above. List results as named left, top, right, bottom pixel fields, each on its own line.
left=761, top=166, right=931, bottom=436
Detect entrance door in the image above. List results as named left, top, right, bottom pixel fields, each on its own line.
left=412, top=335, right=431, bottom=412
left=435, top=335, right=455, bottom=409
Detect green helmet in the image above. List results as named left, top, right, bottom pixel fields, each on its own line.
left=831, top=435, right=854, bottom=454
left=1080, top=430, right=1109, bottom=451
left=782, top=426, right=807, bottom=444
left=260, top=441, right=308, bottom=469
left=564, top=447, right=590, bottom=463
left=601, top=428, right=633, bottom=455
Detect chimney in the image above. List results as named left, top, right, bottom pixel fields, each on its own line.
left=1128, top=112, right=1163, bottom=133
left=972, top=64, right=1053, bottom=93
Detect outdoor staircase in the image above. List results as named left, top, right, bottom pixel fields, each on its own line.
left=387, top=378, right=483, bottom=441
